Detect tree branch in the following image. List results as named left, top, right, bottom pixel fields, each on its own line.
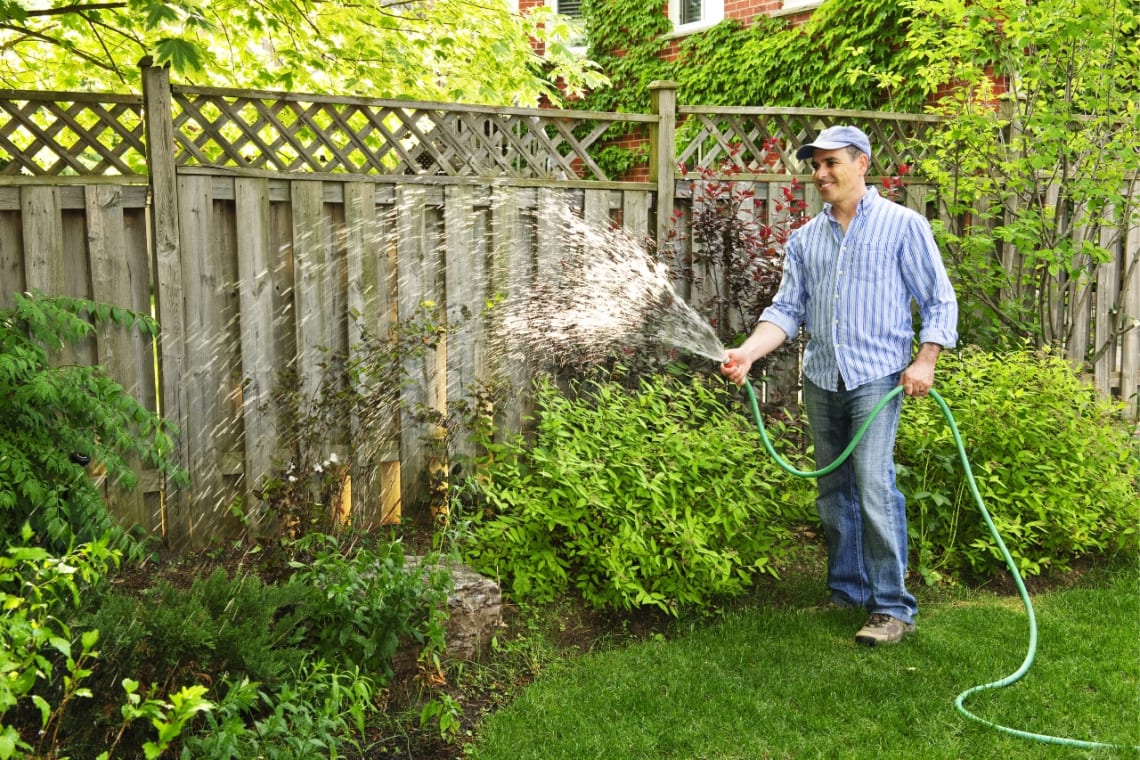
left=23, top=3, right=127, bottom=18
left=0, top=22, right=118, bottom=73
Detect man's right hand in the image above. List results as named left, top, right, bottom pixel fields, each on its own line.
left=721, top=350, right=753, bottom=386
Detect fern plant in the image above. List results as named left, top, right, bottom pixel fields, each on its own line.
left=0, top=291, right=184, bottom=551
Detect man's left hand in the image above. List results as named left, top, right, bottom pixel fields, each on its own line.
left=899, top=364, right=933, bottom=397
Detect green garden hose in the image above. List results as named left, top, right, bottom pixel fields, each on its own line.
left=739, top=379, right=1135, bottom=751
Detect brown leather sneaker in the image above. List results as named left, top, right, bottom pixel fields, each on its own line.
left=855, top=613, right=916, bottom=646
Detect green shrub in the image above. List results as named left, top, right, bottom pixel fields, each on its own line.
left=462, top=374, right=815, bottom=614
left=51, top=534, right=449, bottom=757
left=287, top=533, right=451, bottom=680
left=180, top=660, right=377, bottom=760
left=898, top=345, right=1140, bottom=583
left=0, top=291, right=183, bottom=552
left=83, top=537, right=450, bottom=691
left=80, top=568, right=311, bottom=687
left=0, top=531, right=119, bottom=758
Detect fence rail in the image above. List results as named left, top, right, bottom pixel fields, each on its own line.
left=0, top=70, right=1136, bottom=549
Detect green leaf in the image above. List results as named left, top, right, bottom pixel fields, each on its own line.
left=153, top=37, right=206, bottom=72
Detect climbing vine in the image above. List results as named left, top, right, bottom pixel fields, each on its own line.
left=671, top=0, right=925, bottom=111
left=570, top=0, right=927, bottom=175
left=578, top=0, right=673, bottom=116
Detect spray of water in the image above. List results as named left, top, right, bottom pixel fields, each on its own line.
left=499, top=202, right=726, bottom=368
left=202, top=194, right=726, bottom=525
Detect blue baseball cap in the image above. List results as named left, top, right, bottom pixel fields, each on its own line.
left=795, top=125, right=872, bottom=160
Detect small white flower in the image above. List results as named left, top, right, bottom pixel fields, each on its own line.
left=328, top=452, right=340, bottom=464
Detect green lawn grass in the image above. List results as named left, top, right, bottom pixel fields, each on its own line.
left=468, top=568, right=1140, bottom=759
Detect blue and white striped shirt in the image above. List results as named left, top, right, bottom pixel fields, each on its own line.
left=759, top=187, right=958, bottom=391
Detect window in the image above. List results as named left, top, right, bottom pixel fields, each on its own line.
left=545, top=0, right=587, bottom=53
left=548, top=0, right=582, bottom=19
left=679, top=0, right=702, bottom=25
left=670, top=0, right=723, bottom=33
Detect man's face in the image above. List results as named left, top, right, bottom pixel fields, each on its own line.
left=810, top=147, right=868, bottom=206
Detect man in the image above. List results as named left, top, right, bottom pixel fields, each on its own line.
left=721, top=125, right=958, bottom=646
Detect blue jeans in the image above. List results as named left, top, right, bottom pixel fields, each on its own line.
left=803, top=373, right=916, bottom=623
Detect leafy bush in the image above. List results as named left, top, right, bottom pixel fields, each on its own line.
left=898, top=346, right=1140, bottom=583
left=0, top=530, right=118, bottom=758
left=81, top=568, right=312, bottom=688
left=287, top=533, right=451, bottom=680
left=33, top=534, right=450, bottom=758
left=461, top=373, right=815, bottom=614
left=84, top=535, right=451, bottom=683
left=181, top=660, right=378, bottom=760
left=0, top=291, right=183, bottom=551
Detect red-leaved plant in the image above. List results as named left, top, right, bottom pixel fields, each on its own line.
left=667, top=141, right=810, bottom=346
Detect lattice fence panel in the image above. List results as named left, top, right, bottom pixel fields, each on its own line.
left=677, top=108, right=944, bottom=179
left=0, top=91, right=146, bottom=176
left=171, top=87, right=651, bottom=180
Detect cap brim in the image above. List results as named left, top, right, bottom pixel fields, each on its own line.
left=795, top=140, right=849, bottom=160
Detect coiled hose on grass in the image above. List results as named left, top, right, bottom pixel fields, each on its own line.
left=740, top=380, right=1134, bottom=751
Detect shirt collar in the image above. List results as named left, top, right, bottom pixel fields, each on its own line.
left=822, top=185, right=879, bottom=221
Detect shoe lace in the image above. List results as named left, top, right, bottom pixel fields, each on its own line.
left=866, top=613, right=894, bottom=627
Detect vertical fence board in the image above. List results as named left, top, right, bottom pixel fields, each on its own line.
left=344, top=181, right=401, bottom=527
left=584, top=188, right=610, bottom=228
left=22, top=188, right=95, bottom=363
left=142, top=66, right=191, bottom=546
left=622, top=190, right=650, bottom=243
left=21, top=186, right=64, bottom=294
left=1095, top=230, right=1120, bottom=398
left=268, top=197, right=298, bottom=373
left=213, top=193, right=247, bottom=537
left=490, top=186, right=530, bottom=436
left=235, top=178, right=279, bottom=534
left=86, top=185, right=158, bottom=532
left=444, top=185, right=488, bottom=468
left=0, top=208, right=24, bottom=308
left=175, top=175, right=234, bottom=543
left=669, top=197, right=693, bottom=301
left=344, top=180, right=379, bottom=526
left=535, top=188, right=564, bottom=286
left=396, top=185, right=434, bottom=512
left=1121, top=218, right=1140, bottom=416
left=377, top=200, right=403, bottom=524
left=61, top=209, right=94, bottom=316
left=292, top=181, right=336, bottom=408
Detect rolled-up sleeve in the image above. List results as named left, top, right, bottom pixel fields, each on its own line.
left=903, top=217, right=958, bottom=349
left=758, top=241, right=806, bottom=338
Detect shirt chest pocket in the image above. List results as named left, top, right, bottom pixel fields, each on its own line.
left=849, top=244, right=897, bottom=282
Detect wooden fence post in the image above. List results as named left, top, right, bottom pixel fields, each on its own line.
left=140, top=59, right=191, bottom=548
left=649, top=81, right=678, bottom=255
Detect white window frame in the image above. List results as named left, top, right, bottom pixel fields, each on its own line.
left=777, top=0, right=823, bottom=12
left=544, top=0, right=588, bottom=54
left=669, top=0, right=724, bottom=35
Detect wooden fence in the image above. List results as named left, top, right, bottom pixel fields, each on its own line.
left=0, top=69, right=1135, bottom=549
